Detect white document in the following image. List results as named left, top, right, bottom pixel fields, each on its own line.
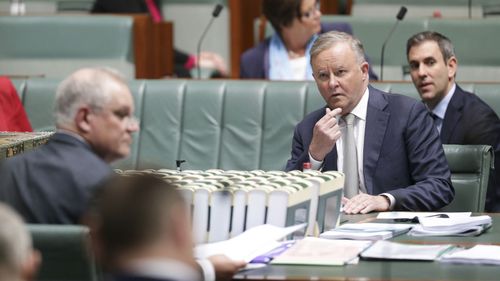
left=194, top=223, right=307, bottom=262
left=361, top=240, right=454, bottom=261
left=409, top=215, right=492, bottom=237
left=440, top=245, right=500, bottom=265
left=377, top=212, right=471, bottom=220
left=271, top=237, right=372, bottom=266
left=320, top=223, right=412, bottom=240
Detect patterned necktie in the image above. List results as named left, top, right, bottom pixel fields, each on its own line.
left=343, top=113, right=359, bottom=198
left=145, top=0, right=163, bottom=23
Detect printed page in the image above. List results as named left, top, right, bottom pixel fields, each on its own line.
left=271, top=237, right=372, bottom=266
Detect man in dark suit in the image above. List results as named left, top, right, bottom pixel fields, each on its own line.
left=407, top=31, right=500, bottom=212
left=0, top=67, right=244, bottom=280
left=87, top=174, right=245, bottom=281
left=0, top=67, right=139, bottom=224
left=285, top=31, right=454, bottom=214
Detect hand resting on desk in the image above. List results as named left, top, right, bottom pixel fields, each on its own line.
left=342, top=194, right=390, bottom=214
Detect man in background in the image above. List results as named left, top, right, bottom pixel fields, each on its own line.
left=407, top=31, right=500, bottom=212
left=0, top=203, right=40, bottom=281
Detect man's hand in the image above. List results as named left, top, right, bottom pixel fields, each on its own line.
left=342, top=194, right=390, bottom=214
left=309, top=107, right=342, bottom=161
left=208, top=254, right=246, bottom=281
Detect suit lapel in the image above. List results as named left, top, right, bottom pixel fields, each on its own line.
left=363, top=87, right=390, bottom=194
left=440, top=87, right=464, bottom=143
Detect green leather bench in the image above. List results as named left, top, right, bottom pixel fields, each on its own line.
left=0, top=15, right=134, bottom=78
left=28, top=224, right=98, bottom=281
left=13, top=79, right=498, bottom=211
left=14, top=79, right=500, bottom=170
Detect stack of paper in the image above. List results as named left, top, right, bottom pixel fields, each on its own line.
left=409, top=215, right=492, bottom=236
left=440, top=245, right=500, bottom=265
left=194, top=223, right=306, bottom=262
left=319, top=223, right=413, bottom=240
left=271, top=237, right=372, bottom=266
left=361, top=240, right=455, bottom=261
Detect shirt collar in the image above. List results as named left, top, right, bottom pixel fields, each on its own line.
left=349, top=87, right=369, bottom=121
left=431, top=83, right=456, bottom=119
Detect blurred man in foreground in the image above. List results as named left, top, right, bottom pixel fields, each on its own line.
left=0, top=203, right=40, bottom=281
left=87, top=174, right=245, bottom=281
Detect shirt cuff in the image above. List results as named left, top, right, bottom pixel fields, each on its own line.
left=196, top=259, right=215, bottom=281
left=380, top=193, right=395, bottom=210
left=308, top=152, right=324, bottom=170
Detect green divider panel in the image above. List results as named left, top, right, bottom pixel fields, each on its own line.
left=137, top=80, right=187, bottom=169
left=219, top=81, right=266, bottom=170
left=179, top=81, right=225, bottom=170
left=305, top=82, right=324, bottom=115
left=23, top=79, right=59, bottom=132
left=474, top=83, right=500, bottom=117
left=428, top=19, right=500, bottom=66
left=260, top=82, right=308, bottom=171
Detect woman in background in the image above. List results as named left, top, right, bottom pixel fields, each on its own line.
left=240, top=0, right=377, bottom=80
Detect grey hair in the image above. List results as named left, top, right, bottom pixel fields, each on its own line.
left=406, top=31, right=455, bottom=62
left=54, top=67, right=127, bottom=127
left=0, top=203, right=32, bottom=275
left=310, top=31, right=367, bottom=65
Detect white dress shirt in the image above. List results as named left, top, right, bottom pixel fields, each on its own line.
left=128, top=258, right=202, bottom=281
left=309, top=87, right=396, bottom=208
left=430, top=83, right=456, bottom=133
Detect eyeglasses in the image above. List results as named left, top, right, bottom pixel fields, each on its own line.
left=112, top=110, right=140, bottom=127
left=300, top=2, right=320, bottom=19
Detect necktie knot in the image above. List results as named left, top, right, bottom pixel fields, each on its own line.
left=343, top=113, right=356, bottom=126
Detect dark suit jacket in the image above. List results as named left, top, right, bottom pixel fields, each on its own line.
left=441, top=85, right=500, bottom=212
left=240, top=22, right=378, bottom=80
left=285, top=86, right=454, bottom=211
left=0, top=133, right=112, bottom=224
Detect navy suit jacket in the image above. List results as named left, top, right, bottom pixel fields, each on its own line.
left=285, top=86, right=454, bottom=211
left=240, top=22, right=378, bottom=80
left=0, top=132, right=112, bottom=224
left=440, top=85, right=500, bottom=212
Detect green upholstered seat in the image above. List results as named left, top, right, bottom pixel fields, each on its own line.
left=441, top=145, right=493, bottom=212
left=28, top=224, right=98, bottom=281
left=0, top=16, right=134, bottom=78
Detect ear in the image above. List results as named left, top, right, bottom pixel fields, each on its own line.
left=447, top=56, right=457, bottom=79
left=75, top=107, right=92, bottom=133
left=360, top=61, right=369, bottom=81
left=20, top=249, right=41, bottom=281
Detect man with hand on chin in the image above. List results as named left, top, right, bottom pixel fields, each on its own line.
left=286, top=31, right=454, bottom=214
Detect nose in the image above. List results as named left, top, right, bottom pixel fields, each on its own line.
left=328, top=73, right=338, bottom=89
left=418, top=64, right=427, bottom=77
left=126, top=117, right=140, bottom=132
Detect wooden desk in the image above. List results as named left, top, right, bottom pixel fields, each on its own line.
left=235, top=213, right=500, bottom=281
